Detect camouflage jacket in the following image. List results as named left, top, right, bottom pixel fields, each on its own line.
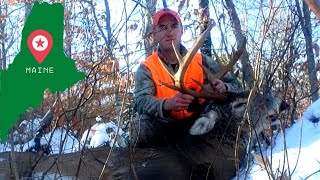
left=133, top=45, right=243, bottom=121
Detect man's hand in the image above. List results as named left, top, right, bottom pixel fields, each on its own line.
left=163, top=93, right=194, bottom=111
left=212, top=79, right=227, bottom=93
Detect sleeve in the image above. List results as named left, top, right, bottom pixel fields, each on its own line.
left=202, top=54, right=243, bottom=93
left=133, top=64, right=171, bottom=120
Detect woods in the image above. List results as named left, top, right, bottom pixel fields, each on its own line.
left=0, top=0, right=319, bottom=179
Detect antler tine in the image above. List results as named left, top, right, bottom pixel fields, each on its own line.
left=172, top=40, right=183, bottom=65
left=160, top=19, right=215, bottom=89
left=174, top=19, right=215, bottom=87
left=208, top=37, right=247, bottom=81
left=186, top=38, right=246, bottom=101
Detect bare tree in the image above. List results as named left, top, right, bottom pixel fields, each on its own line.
left=224, top=0, right=254, bottom=89
left=144, top=0, right=157, bottom=57
left=296, top=0, right=319, bottom=101
left=104, top=0, right=112, bottom=42
left=0, top=0, right=31, bottom=70
left=63, top=0, right=75, bottom=58
left=199, top=0, right=212, bottom=57
left=162, top=0, right=167, bottom=8
left=0, top=1, right=7, bottom=70
left=24, top=0, right=32, bottom=22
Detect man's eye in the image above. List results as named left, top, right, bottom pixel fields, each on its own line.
left=161, top=26, right=168, bottom=30
left=172, top=24, right=178, bottom=29
left=159, top=25, right=165, bottom=29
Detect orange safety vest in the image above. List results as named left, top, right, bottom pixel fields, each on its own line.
left=142, top=52, right=205, bottom=119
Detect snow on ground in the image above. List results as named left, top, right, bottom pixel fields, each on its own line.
left=0, top=127, right=80, bottom=154
left=0, top=116, right=128, bottom=154
left=80, top=117, right=128, bottom=148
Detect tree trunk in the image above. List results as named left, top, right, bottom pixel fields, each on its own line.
left=64, top=1, right=73, bottom=58
left=303, top=1, right=319, bottom=101
left=224, top=0, right=254, bottom=89
left=199, top=0, right=212, bottom=57
left=161, top=0, right=168, bottom=8
left=144, top=0, right=157, bottom=57
left=104, top=0, right=112, bottom=42
left=296, top=0, right=319, bottom=101
left=24, top=1, right=32, bottom=22
left=0, top=3, right=7, bottom=70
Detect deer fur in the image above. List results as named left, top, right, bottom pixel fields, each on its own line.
left=190, top=92, right=288, bottom=152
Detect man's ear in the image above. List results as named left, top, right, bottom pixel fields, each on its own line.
left=148, top=31, right=154, bottom=41
left=150, top=31, right=157, bottom=43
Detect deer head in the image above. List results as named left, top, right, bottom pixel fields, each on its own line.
left=158, top=19, right=246, bottom=101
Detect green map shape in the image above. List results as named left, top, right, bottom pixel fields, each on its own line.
left=0, top=2, right=85, bottom=142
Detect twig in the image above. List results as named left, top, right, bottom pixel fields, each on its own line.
left=40, top=157, right=58, bottom=179
left=9, top=129, right=19, bottom=180
left=304, top=169, right=320, bottom=180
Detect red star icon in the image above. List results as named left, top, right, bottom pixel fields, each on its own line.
left=36, top=38, right=45, bottom=48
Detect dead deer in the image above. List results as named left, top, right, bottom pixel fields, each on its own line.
left=235, top=93, right=289, bottom=152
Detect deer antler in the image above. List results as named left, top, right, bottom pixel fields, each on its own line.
left=159, top=19, right=246, bottom=101
left=200, top=38, right=246, bottom=93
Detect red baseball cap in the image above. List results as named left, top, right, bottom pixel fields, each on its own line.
left=153, top=8, right=182, bottom=28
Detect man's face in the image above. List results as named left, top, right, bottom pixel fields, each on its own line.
left=153, top=14, right=183, bottom=51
